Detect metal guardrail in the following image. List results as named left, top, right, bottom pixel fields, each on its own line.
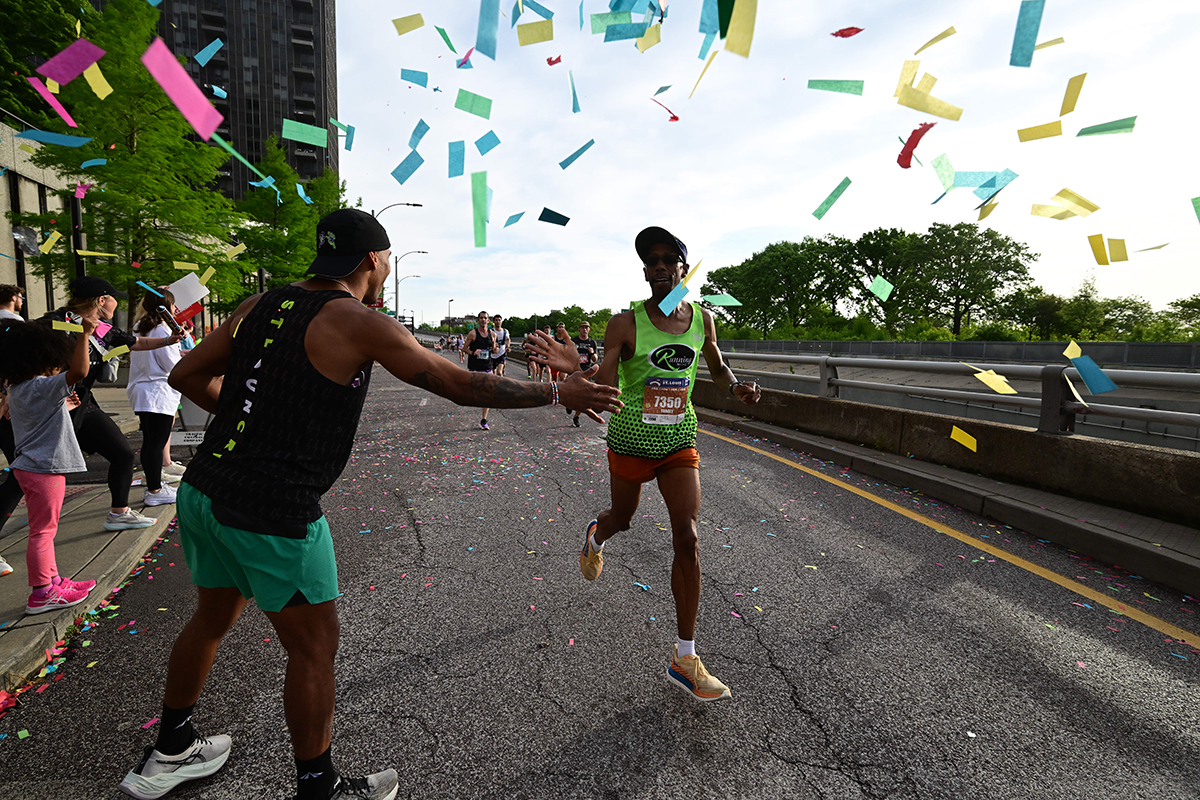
left=711, top=352, right=1200, bottom=434
left=497, top=339, right=1200, bottom=436
left=717, top=339, right=1200, bottom=370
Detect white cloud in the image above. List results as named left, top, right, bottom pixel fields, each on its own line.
left=335, top=0, right=1200, bottom=326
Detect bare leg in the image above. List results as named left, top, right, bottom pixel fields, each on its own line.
left=263, top=600, right=340, bottom=760
left=656, top=467, right=702, bottom=641
left=594, top=473, right=643, bottom=547
left=163, top=586, right=250, bottom=707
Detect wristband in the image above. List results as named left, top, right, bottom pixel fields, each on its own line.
left=550, top=381, right=560, bottom=406
left=728, top=380, right=743, bottom=397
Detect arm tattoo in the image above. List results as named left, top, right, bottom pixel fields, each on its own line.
left=411, top=370, right=448, bottom=395
left=468, top=373, right=551, bottom=408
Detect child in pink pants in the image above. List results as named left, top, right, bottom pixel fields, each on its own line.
left=0, top=314, right=99, bottom=614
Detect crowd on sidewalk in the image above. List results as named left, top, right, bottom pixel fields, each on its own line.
left=0, top=278, right=192, bottom=616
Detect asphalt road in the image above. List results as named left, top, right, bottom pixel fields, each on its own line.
left=2, top=355, right=1198, bottom=799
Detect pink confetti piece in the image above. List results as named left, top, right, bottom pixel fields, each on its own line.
left=27, top=76, right=78, bottom=127
left=36, top=38, right=106, bottom=84
left=142, top=717, right=160, bottom=729
left=140, top=38, right=223, bottom=140
left=1076, top=661, right=1086, bottom=669
left=731, top=612, right=742, bottom=618
left=568, top=638, right=574, bottom=645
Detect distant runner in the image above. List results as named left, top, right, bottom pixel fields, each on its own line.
left=491, top=314, right=510, bottom=377
left=568, top=320, right=600, bottom=427
left=461, top=310, right=498, bottom=430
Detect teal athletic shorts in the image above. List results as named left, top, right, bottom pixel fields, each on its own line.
left=177, top=481, right=339, bottom=613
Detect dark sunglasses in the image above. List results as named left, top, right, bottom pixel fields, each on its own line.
left=643, top=255, right=683, bottom=268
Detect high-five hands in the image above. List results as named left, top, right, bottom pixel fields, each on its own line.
left=557, top=364, right=623, bottom=423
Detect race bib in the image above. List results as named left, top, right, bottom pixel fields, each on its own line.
left=643, top=377, right=689, bottom=425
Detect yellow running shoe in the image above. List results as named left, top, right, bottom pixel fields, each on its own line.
left=667, top=644, right=732, bottom=702
left=579, top=519, right=603, bottom=581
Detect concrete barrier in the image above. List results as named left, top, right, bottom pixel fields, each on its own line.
left=692, top=379, right=1200, bottom=529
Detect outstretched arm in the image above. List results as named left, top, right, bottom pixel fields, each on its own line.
left=169, top=294, right=262, bottom=413
left=698, top=308, right=760, bottom=405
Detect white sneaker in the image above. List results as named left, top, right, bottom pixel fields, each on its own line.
left=0, top=556, right=12, bottom=577
left=162, top=462, right=187, bottom=478
left=118, top=734, right=232, bottom=799
left=143, top=486, right=178, bottom=507
left=105, top=509, right=156, bottom=531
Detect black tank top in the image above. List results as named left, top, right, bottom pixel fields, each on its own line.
left=467, top=328, right=495, bottom=372
left=184, top=285, right=372, bottom=537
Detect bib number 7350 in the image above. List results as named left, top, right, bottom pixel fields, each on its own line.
left=642, top=377, right=689, bottom=425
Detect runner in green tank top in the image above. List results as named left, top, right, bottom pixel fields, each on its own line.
left=539, top=226, right=761, bottom=703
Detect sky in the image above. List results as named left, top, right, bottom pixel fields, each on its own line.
left=333, top=1, right=1200, bottom=327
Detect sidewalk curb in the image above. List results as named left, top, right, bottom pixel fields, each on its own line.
left=695, top=408, right=1200, bottom=598
left=0, top=505, right=174, bottom=692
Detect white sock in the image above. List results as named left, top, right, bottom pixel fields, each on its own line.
left=677, top=638, right=696, bottom=658
left=589, top=533, right=602, bottom=552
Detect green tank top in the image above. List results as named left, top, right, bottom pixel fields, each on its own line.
left=606, top=300, right=705, bottom=459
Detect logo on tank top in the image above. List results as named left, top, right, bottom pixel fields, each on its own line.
left=646, top=342, right=697, bottom=372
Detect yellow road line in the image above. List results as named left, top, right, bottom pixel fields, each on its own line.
left=700, top=428, right=1197, bottom=647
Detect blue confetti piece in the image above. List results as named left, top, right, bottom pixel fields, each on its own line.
left=558, top=139, right=595, bottom=169
left=400, top=69, right=428, bottom=87
left=194, top=38, right=224, bottom=66
left=391, top=150, right=425, bottom=185
left=604, top=22, right=648, bottom=41
left=81, top=158, right=107, bottom=168
left=212, top=85, right=227, bottom=99
left=475, top=0, right=501, bottom=60
left=16, top=129, right=92, bottom=147
left=1010, top=0, right=1045, bottom=68
left=137, top=281, right=164, bottom=297
left=409, top=119, right=430, bottom=150
left=656, top=281, right=689, bottom=315
left=475, top=130, right=501, bottom=155
left=1070, top=355, right=1119, bottom=395
left=698, top=31, right=716, bottom=59
left=504, top=212, right=524, bottom=227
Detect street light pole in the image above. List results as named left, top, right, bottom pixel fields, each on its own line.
left=391, top=250, right=426, bottom=319
left=371, top=203, right=423, bottom=217
left=448, top=298, right=454, bottom=331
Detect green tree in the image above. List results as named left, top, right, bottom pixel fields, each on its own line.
left=834, top=228, right=935, bottom=336
left=0, top=0, right=77, bottom=129
left=13, top=0, right=242, bottom=322
left=234, top=136, right=317, bottom=295
left=921, top=222, right=1036, bottom=336
left=1002, top=286, right=1067, bottom=341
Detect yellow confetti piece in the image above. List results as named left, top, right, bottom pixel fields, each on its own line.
left=681, top=259, right=703, bottom=287
left=1034, top=37, right=1065, bottom=51
left=86, top=661, right=98, bottom=668
left=1030, top=204, right=1076, bottom=220
left=636, top=22, right=661, bottom=53
left=102, top=344, right=130, bottom=361
left=224, top=243, right=246, bottom=259
left=1052, top=188, right=1100, bottom=217
left=46, top=78, right=60, bottom=94
left=1088, top=233, right=1110, bottom=265
left=914, top=25, right=956, bottom=55
left=173, top=261, right=198, bottom=271
left=690, top=50, right=718, bottom=99
left=83, top=62, right=113, bottom=100
left=516, top=19, right=554, bottom=46
left=1060, top=73, right=1086, bottom=116
left=973, top=369, right=1018, bottom=395
left=894, top=60, right=920, bottom=98
left=755, top=606, right=763, bottom=612
left=1017, top=120, right=1062, bottom=142
left=1063, top=340, right=1082, bottom=359
left=723, top=0, right=757, bottom=58
left=915, top=73, right=937, bottom=94
left=198, top=266, right=216, bottom=285
left=978, top=201, right=999, bottom=221
left=392, top=13, right=424, bottom=36
left=1065, top=374, right=1089, bottom=407
left=897, top=84, right=963, bottom=121
left=804, top=565, right=818, bottom=570
left=1108, top=238, right=1128, bottom=262
left=53, top=320, right=83, bottom=332
left=950, top=426, right=977, bottom=452
left=232, top=318, right=243, bottom=338
left=76, top=250, right=120, bottom=257
left=1136, top=243, right=1170, bottom=252
left=18, top=143, right=36, bottom=155
left=39, top=231, right=63, bottom=254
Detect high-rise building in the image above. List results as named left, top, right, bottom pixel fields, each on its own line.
left=148, top=0, right=338, bottom=199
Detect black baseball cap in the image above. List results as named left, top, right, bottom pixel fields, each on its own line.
left=635, top=226, right=687, bottom=264
left=70, top=275, right=127, bottom=299
left=308, top=209, right=392, bottom=278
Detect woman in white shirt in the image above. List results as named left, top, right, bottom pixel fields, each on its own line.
left=127, top=290, right=184, bottom=506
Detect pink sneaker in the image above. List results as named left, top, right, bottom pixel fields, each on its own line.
left=52, top=574, right=97, bottom=593
left=25, top=584, right=89, bottom=616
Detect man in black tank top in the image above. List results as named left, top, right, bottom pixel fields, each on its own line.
left=121, top=209, right=624, bottom=800
left=461, top=311, right=498, bottom=429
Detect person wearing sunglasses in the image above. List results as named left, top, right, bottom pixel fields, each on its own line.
left=535, top=225, right=761, bottom=703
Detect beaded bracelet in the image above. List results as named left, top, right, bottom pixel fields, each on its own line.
left=550, top=381, right=560, bottom=406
